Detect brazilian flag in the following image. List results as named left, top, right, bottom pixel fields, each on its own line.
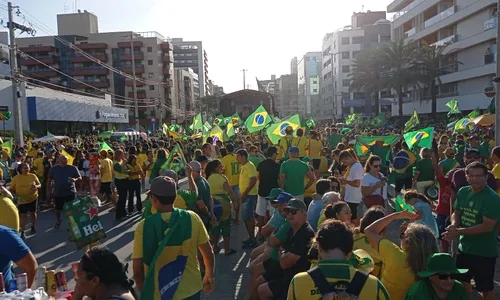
left=404, top=110, right=420, bottom=133
left=244, top=105, right=271, bottom=133
left=403, top=127, right=434, bottom=150
left=266, top=114, right=301, bottom=145
left=354, top=136, right=399, bottom=158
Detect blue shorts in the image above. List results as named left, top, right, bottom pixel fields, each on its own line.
left=435, top=213, right=450, bottom=239
left=231, top=185, right=239, bottom=197
left=243, top=195, right=257, bottom=221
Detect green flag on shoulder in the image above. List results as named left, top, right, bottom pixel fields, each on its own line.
left=161, top=144, right=187, bottom=173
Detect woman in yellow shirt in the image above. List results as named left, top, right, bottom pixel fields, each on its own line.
left=127, top=154, right=143, bottom=214
left=0, top=187, right=19, bottom=231
left=10, top=163, right=41, bottom=239
left=205, top=159, right=238, bottom=255
left=307, top=130, right=323, bottom=175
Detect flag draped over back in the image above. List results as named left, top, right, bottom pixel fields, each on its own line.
left=354, top=136, right=399, bottom=158
left=161, top=144, right=187, bottom=173
left=404, top=110, right=420, bottom=133
left=244, top=105, right=271, bottom=133
left=266, top=114, right=301, bottom=145
left=445, top=98, right=460, bottom=116
left=403, top=127, right=434, bottom=150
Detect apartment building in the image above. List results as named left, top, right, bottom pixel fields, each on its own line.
left=320, top=11, right=391, bottom=122
left=297, top=52, right=321, bottom=117
left=290, top=57, right=298, bottom=74
left=15, top=11, right=174, bottom=127
left=388, top=0, right=498, bottom=115
left=275, top=74, right=299, bottom=118
left=171, top=38, right=210, bottom=97
left=173, top=67, right=199, bottom=123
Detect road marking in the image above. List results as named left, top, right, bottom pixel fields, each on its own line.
left=232, top=252, right=246, bottom=272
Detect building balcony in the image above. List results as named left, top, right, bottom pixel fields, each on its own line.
left=405, top=27, right=416, bottom=38
left=484, top=17, right=497, bottom=31
left=117, top=41, right=143, bottom=48
left=121, top=64, right=145, bottom=74
left=71, top=79, right=110, bottom=89
left=23, top=68, right=58, bottom=78
left=390, top=0, right=424, bottom=20
left=19, top=46, right=55, bottom=53
left=70, top=53, right=107, bottom=63
left=424, top=6, right=457, bottom=29
left=75, top=43, right=108, bottom=50
left=128, top=90, right=147, bottom=99
left=161, top=54, right=173, bottom=63
left=70, top=67, right=109, bottom=76
left=163, top=65, right=173, bottom=75
left=485, top=52, right=496, bottom=64
left=160, top=42, right=172, bottom=51
left=440, top=62, right=495, bottom=84
left=119, top=51, right=144, bottom=61
left=125, top=78, right=146, bottom=87
left=431, top=34, right=457, bottom=47
left=21, top=55, right=57, bottom=66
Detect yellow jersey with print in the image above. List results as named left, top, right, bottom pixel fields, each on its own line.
left=308, top=139, right=323, bottom=159
left=239, top=161, right=257, bottom=196
left=353, top=232, right=383, bottom=278
left=293, top=136, right=308, bottom=157
left=208, top=173, right=228, bottom=195
left=132, top=210, right=209, bottom=300
left=378, top=238, right=416, bottom=300
left=127, top=163, right=143, bottom=180
left=492, top=163, right=500, bottom=195
left=149, top=190, right=198, bottom=215
left=0, top=196, right=19, bottom=231
left=220, top=154, right=240, bottom=186
left=287, top=260, right=390, bottom=300
left=10, top=173, right=40, bottom=203
left=32, top=157, right=44, bottom=177
left=100, top=158, right=113, bottom=183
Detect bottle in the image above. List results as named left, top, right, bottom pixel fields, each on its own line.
left=68, top=216, right=82, bottom=240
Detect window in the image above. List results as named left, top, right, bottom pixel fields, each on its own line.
left=147, top=46, right=153, bottom=52
left=352, top=36, right=363, bottom=44
left=333, top=41, right=336, bottom=49
left=341, top=52, right=350, bottom=59
left=353, top=51, right=360, bottom=59
left=342, top=79, right=350, bottom=87
left=342, top=65, right=350, bottom=73
left=342, top=92, right=350, bottom=100
left=149, top=85, right=155, bottom=91
left=148, top=72, right=154, bottom=78
left=148, top=60, right=153, bottom=65
left=313, top=89, right=318, bottom=93
left=341, top=37, right=350, bottom=45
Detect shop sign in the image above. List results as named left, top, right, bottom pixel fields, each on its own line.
left=96, top=110, right=127, bottom=119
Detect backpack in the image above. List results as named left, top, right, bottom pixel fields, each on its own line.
left=307, top=267, right=368, bottom=300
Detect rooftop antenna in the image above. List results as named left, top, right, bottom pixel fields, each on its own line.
left=361, top=5, right=364, bottom=12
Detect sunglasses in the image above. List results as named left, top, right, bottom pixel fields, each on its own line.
left=465, top=155, right=480, bottom=160
left=284, top=208, right=299, bottom=215
left=437, top=273, right=453, bottom=280
left=372, top=164, right=382, bottom=168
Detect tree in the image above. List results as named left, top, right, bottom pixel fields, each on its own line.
left=195, top=95, right=221, bottom=118
left=350, top=48, right=385, bottom=115
left=415, top=42, right=457, bottom=121
left=379, top=39, right=419, bottom=123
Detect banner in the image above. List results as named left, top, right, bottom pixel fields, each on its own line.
left=64, top=197, right=106, bottom=249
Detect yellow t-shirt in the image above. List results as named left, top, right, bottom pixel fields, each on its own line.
left=239, top=161, right=257, bottom=195
left=28, top=148, right=38, bottom=158
left=113, top=160, right=128, bottom=180
left=308, top=139, right=323, bottom=159
left=353, top=232, right=383, bottom=278
left=293, top=136, right=308, bottom=157
left=0, top=196, right=19, bottom=231
left=10, top=173, right=40, bottom=203
left=319, top=156, right=328, bottom=173
left=100, top=158, right=113, bottom=183
left=32, top=158, right=44, bottom=178
left=378, top=238, right=416, bottom=300
left=220, top=154, right=239, bottom=186
left=278, top=136, right=295, bottom=159
left=142, top=158, right=154, bottom=178
left=132, top=210, right=210, bottom=299
left=492, top=163, right=500, bottom=195
left=287, top=260, right=390, bottom=300
left=304, top=179, right=316, bottom=197
left=137, top=153, right=148, bottom=171
left=127, top=163, right=143, bottom=180
left=208, top=173, right=228, bottom=195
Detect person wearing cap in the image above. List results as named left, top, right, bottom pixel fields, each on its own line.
left=256, top=146, right=280, bottom=239
left=132, top=176, right=215, bottom=299
left=287, top=220, right=390, bottom=300
left=439, top=147, right=459, bottom=175
left=236, top=149, right=259, bottom=249
left=277, top=126, right=295, bottom=162
left=279, top=146, right=314, bottom=201
left=405, top=253, right=468, bottom=300
left=444, top=162, right=500, bottom=300
left=255, top=198, right=314, bottom=299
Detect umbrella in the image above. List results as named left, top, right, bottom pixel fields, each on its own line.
left=124, top=128, right=136, bottom=131
left=33, top=135, right=68, bottom=142
left=139, top=132, right=148, bottom=139
left=473, top=114, right=495, bottom=126
left=98, top=131, right=113, bottom=138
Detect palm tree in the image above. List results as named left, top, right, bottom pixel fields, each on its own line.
left=378, top=39, right=419, bottom=123
left=349, top=48, right=385, bottom=115
left=415, top=42, right=457, bottom=121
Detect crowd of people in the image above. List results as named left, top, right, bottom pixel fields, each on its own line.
left=0, top=122, right=498, bottom=300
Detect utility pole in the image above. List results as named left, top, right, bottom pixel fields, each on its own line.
left=496, top=0, right=500, bottom=145
left=330, top=52, right=335, bottom=123
left=241, top=69, right=247, bottom=90
left=8, top=2, right=24, bottom=146
left=130, top=35, right=139, bottom=130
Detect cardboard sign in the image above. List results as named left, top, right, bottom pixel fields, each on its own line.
left=64, top=197, right=106, bottom=249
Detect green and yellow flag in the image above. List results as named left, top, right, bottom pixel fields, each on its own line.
left=346, top=113, right=362, bottom=125
left=403, top=127, right=434, bottom=150
left=467, top=108, right=480, bottom=119
left=161, top=143, right=187, bottom=173
left=395, top=195, right=415, bottom=212
left=306, top=117, right=316, bottom=128
left=231, top=113, right=242, bottom=126
left=1, top=139, right=12, bottom=156
left=404, top=110, right=420, bottom=133
left=244, top=105, right=271, bottom=133
left=445, top=98, right=460, bottom=116
left=99, top=141, right=113, bottom=152
left=227, top=122, right=235, bottom=138
left=266, top=114, right=301, bottom=145
left=192, top=113, right=203, bottom=131
left=213, top=115, right=223, bottom=126
left=370, top=115, right=385, bottom=128
left=207, top=125, right=226, bottom=142
left=354, top=136, right=399, bottom=158
left=454, top=118, right=473, bottom=132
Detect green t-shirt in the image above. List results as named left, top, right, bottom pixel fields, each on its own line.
left=280, top=159, right=310, bottom=196
left=415, top=158, right=435, bottom=182
left=454, top=186, right=500, bottom=257
left=248, top=155, right=263, bottom=168
left=369, top=145, right=391, bottom=165
left=439, top=158, right=459, bottom=175
left=481, top=141, right=491, bottom=156
left=269, top=220, right=291, bottom=261
left=328, top=134, right=343, bottom=149
left=405, top=279, right=468, bottom=300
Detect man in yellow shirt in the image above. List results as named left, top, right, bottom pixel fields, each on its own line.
left=99, top=150, right=114, bottom=206
left=132, top=176, right=214, bottom=299
left=278, top=126, right=295, bottom=161
left=237, top=149, right=258, bottom=249
left=293, top=128, right=308, bottom=158
left=220, top=143, right=240, bottom=222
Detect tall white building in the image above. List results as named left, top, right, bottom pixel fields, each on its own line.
left=388, top=0, right=497, bottom=115
left=297, top=52, right=321, bottom=117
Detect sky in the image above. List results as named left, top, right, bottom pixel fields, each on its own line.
left=5, top=0, right=391, bottom=93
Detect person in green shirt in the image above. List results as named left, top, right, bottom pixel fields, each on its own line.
left=405, top=253, right=468, bottom=300
left=248, top=145, right=264, bottom=168
left=443, top=162, right=500, bottom=299
left=327, top=128, right=343, bottom=150
left=438, top=148, right=460, bottom=175
left=279, top=147, right=314, bottom=200
left=413, top=148, right=435, bottom=194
